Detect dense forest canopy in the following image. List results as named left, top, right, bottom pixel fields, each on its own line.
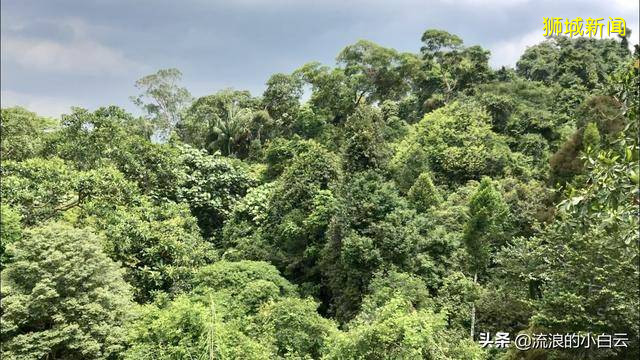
left=1, top=29, right=638, bottom=359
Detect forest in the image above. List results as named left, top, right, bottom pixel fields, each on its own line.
left=0, top=29, right=638, bottom=359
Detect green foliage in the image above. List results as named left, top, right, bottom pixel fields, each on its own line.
left=325, top=297, right=485, bottom=359
left=125, top=262, right=326, bottom=359
left=124, top=296, right=210, bottom=359
left=254, top=297, right=336, bottom=359
left=124, top=295, right=273, bottom=359
left=1, top=29, right=637, bottom=359
left=192, top=260, right=297, bottom=299
left=0, top=204, right=21, bottom=269
left=296, top=62, right=362, bottom=123
left=224, top=141, right=341, bottom=300
left=516, top=37, right=630, bottom=89
left=291, top=103, right=328, bottom=138
left=576, top=95, right=625, bottom=139
left=0, top=106, right=56, bottom=161
left=497, top=177, right=553, bottom=238
left=420, top=29, right=463, bottom=55
left=437, top=271, right=481, bottom=333
left=337, top=40, right=410, bottom=103
left=500, top=131, right=639, bottom=359
left=582, top=121, right=601, bottom=151
left=474, top=79, right=567, bottom=141
left=359, top=271, right=434, bottom=317
left=111, top=139, right=182, bottom=199
left=392, top=101, right=511, bottom=185
left=131, top=68, right=192, bottom=138
left=463, top=177, right=510, bottom=276
left=179, top=92, right=274, bottom=158
left=83, top=198, right=217, bottom=302
left=178, top=89, right=259, bottom=152
left=516, top=133, right=550, bottom=166
left=221, top=182, right=277, bottom=260
left=263, top=72, right=304, bottom=127
left=407, top=171, right=442, bottom=212
left=418, top=29, right=491, bottom=107
left=263, top=136, right=315, bottom=180
left=322, top=171, right=446, bottom=322
left=49, top=106, right=148, bottom=170
left=1, top=223, right=133, bottom=359
left=1, top=158, right=136, bottom=224
left=379, top=100, right=409, bottom=141
left=174, top=145, right=257, bottom=237
left=1, top=157, right=75, bottom=224
left=343, top=105, right=387, bottom=172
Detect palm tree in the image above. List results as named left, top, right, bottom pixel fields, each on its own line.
left=210, top=101, right=252, bottom=156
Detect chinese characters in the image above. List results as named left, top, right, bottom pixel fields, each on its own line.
left=543, top=17, right=626, bottom=38
left=479, top=332, right=629, bottom=351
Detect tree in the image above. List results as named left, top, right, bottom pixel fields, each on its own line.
left=124, top=295, right=273, bottom=359
left=0, top=223, right=133, bottom=359
left=263, top=136, right=316, bottom=179
left=0, top=204, right=21, bottom=269
left=131, top=68, right=192, bottom=139
left=268, top=150, right=340, bottom=291
left=173, top=145, right=257, bottom=238
left=420, top=29, right=463, bottom=56
left=262, top=72, right=304, bottom=128
left=582, top=121, right=601, bottom=151
left=390, top=101, right=511, bottom=185
left=499, top=130, right=639, bottom=359
left=1, top=158, right=137, bottom=225
left=125, top=261, right=322, bottom=359
left=296, top=62, right=360, bottom=124
left=1, top=26, right=637, bottom=359
left=82, top=198, right=217, bottom=303
left=417, top=29, right=491, bottom=108
left=407, top=172, right=442, bottom=213
left=254, top=298, right=337, bottom=359
left=49, top=106, right=148, bottom=170
left=191, top=260, right=297, bottom=302
left=210, top=101, right=254, bottom=157
left=462, top=177, right=510, bottom=339
left=0, top=107, right=56, bottom=161
left=343, top=105, right=387, bottom=172
left=337, top=40, right=410, bottom=103
left=324, top=296, right=485, bottom=359
left=110, top=138, right=182, bottom=200
left=321, top=170, right=450, bottom=322
left=178, top=89, right=261, bottom=152
left=516, top=36, right=630, bottom=90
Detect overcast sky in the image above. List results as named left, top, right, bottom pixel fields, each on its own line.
left=1, top=0, right=638, bottom=118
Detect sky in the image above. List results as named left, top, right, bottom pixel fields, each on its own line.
left=1, top=0, right=638, bottom=118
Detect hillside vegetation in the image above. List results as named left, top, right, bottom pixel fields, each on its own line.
left=1, top=30, right=638, bottom=359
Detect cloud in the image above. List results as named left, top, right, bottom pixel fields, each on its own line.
left=439, top=0, right=530, bottom=6
left=488, top=29, right=545, bottom=68
left=1, top=90, right=75, bottom=118
left=610, top=0, right=638, bottom=13
left=2, top=37, right=143, bottom=75
left=1, top=18, right=143, bottom=76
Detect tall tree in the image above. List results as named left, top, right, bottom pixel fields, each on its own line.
left=0, top=107, right=56, bottom=161
left=0, top=223, right=134, bottom=359
left=262, top=72, right=304, bottom=129
left=132, top=68, right=192, bottom=139
left=462, top=177, right=510, bottom=339
left=418, top=29, right=491, bottom=108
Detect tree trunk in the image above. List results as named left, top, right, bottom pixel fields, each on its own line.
left=470, top=271, right=477, bottom=340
